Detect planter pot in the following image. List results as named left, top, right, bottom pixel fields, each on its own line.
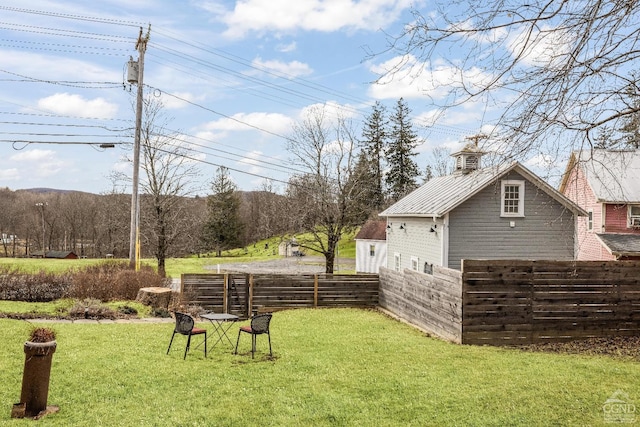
left=19, top=340, right=57, bottom=418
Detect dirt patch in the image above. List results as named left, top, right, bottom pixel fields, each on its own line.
left=519, top=336, right=640, bottom=361
left=203, top=256, right=355, bottom=274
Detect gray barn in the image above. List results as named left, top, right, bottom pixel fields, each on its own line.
left=379, top=146, right=586, bottom=271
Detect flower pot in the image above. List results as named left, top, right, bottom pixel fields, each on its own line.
left=19, top=340, right=57, bottom=418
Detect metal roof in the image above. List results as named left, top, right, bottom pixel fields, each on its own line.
left=380, top=161, right=586, bottom=218
left=597, top=233, right=640, bottom=256
left=575, top=150, right=640, bottom=203
left=354, top=220, right=387, bottom=241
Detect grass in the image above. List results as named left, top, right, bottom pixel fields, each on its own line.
left=0, top=307, right=638, bottom=426
left=0, top=300, right=153, bottom=319
left=0, top=231, right=358, bottom=278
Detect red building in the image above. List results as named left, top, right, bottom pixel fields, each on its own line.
left=560, top=149, right=640, bottom=260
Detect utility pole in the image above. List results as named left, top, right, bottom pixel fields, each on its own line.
left=129, top=26, right=150, bottom=270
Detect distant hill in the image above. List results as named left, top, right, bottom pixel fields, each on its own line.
left=16, top=188, right=93, bottom=195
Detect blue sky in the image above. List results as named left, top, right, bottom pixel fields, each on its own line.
left=0, top=0, right=494, bottom=195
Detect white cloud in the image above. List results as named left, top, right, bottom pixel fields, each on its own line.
left=215, top=0, right=419, bottom=39
left=369, top=54, right=493, bottom=101
left=277, top=41, right=297, bottom=53
left=238, top=150, right=265, bottom=174
left=201, top=112, right=293, bottom=134
left=299, top=101, right=358, bottom=122
left=10, top=148, right=69, bottom=178
left=524, top=153, right=555, bottom=170
left=37, top=93, right=118, bottom=118
left=112, top=161, right=131, bottom=173
left=1, top=49, right=120, bottom=82
left=251, top=57, right=313, bottom=79
left=157, top=91, right=199, bottom=110
left=10, top=149, right=56, bottom=162
left=506, top=25, right=572, bottom=69
left=0, top=168, right=20, bottom=181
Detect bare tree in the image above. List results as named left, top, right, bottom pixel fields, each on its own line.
left=137, top=96, right=201, bottom=276
left=286, top=105, right=367, bottom=273
left=376, top=2, right=640, bottom=161
left=60, top=192, right=97, bottom=256
left=241, top=180, right=291, bottom=244
left=97, top=178, right=131, bottom=258
left=423, top=146, right=451, bottom=182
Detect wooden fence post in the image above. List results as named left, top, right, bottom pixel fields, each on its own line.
left=223, top=273, right=228, bottom=314
left=314, top=274, right=319, bottom=308
left=248, top=274, right=254, bottom=318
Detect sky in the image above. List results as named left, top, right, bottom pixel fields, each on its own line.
left=0, top=0, right=499, bottom=196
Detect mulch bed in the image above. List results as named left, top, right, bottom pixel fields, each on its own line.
left=518, top=336, right=640, bottom=361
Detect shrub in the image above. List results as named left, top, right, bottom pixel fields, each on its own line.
left=28, top=326, right=57, bottom=342
left=151, top=307, right=171, bottom=318
left=0, top=265, right=71, bottom=302
left=117, top=305, right=138, bottom=316
left=69, top=299, right=118, bottom=319
left=0, top=261, right=170, bottom=303
left=67, top=261, right=170, bottom=301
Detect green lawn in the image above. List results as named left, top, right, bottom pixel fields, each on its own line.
left=0, top=256, right=264, bottom=277
left=1, top=308, right=637, bottom=426
left=0, top=231, right=358, bottom=278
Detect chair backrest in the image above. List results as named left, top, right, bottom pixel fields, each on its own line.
left=174, top=312, right=195, bottom=335
left=251, top=313, right=272, bottom=334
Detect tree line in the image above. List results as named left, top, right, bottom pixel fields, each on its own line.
left=0, top=96, right=424, bottom=275
left=0, top=186, right=292, bottom=260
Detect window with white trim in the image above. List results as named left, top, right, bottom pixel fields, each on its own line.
left=629, top=205, right=640, bottom=227
left=369, top=244, right=376, bottom=257
left=394, top=253, right=401, bottom=272
left=587, top=210, right=593, bottom=231
left=501, top=180, right=525, bottom=217
left=411, top=256, right=419, bottom=271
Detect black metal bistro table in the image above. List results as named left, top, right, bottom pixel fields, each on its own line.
left=201, top=313, right=239, bottom=349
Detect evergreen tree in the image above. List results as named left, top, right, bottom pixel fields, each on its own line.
left=359, top=101, right=388, bottom=211
left=346, top=152, right=380, bottom=223
left=202, top=167, right=244, bottom=257
left=386, top=98, right=420, bottom=202
left=619, top=101, right=640, bottom=149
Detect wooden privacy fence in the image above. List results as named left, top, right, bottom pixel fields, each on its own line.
left=461, top=259, right=640, bottom=346
left=181, top=273, right=379, bottom=318
left=379, top=260, right=640, bottom=346
left=379, top=266, right=462, bottom=343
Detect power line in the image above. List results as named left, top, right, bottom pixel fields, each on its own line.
left=0, top=38, right=130, bottom=53
left=0, top=22, right=135, bottom=43
left=0, top=139, right=125, bottom=146
left=0, top=120, right=131, bottom=132
left=0, top=69, right=124, bottom=88
left=148, top=86, right=292, bottom=140
left=153, top=26, right=372, bottom=107
left=0, top=5, right=143, bottom=27
left=151, top=144, right=292, bottom=186
left=0, top=5, right=481, bottom=191
left=148, top=131, right=304, bottom=177
left=0, top=110, right=131, bottom=123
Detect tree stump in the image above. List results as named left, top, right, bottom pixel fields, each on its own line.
left=136, top=287, right=173, bottom=310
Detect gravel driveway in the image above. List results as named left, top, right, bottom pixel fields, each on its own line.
left=203, top=256, right=355, bottom=274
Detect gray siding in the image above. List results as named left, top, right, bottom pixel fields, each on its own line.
left=386, top=217, right=443, bottom=272
left=447, top=171, right=576, bottom=270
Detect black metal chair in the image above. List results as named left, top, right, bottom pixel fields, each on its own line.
left=234, top=313, right=272, bottom=359
left=167, top=312, right=207, bottom=359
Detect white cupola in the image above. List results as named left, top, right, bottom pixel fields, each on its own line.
left=451, top=142, right=485, bottom=174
